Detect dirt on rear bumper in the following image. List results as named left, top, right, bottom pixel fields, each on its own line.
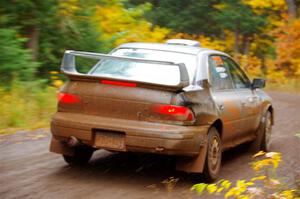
left=50, top=112, right=208, bottom=156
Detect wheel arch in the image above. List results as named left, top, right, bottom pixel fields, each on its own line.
left=210, top=119, right=223, bottom=138
left=267, top=105, right=274, bottom=125
left=261, top=103, right=274, bottom=125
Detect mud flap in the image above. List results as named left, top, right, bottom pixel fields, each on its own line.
left=49, top=137, right=74, bottom=156
left=175, top=144, right=208, bottom=173
left=249, top=114, right=266, bottom=152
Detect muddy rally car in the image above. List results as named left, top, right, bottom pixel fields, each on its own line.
left=50, top=39, right=273, bottom=181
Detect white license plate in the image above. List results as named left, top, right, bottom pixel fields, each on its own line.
left=94, top=132, right=125, bottom=151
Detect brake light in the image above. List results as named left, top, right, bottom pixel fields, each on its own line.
left=100, top=80, right=136, bottom=87
left=58, top=93, right=81, bottom=104
left=153, top=104, right=195, bottom=121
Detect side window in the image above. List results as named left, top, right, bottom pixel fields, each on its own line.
left=208, top=55, right=234, bottom=90
left=222, top=56, right=251, bottom=89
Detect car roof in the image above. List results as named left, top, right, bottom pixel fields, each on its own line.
left=117, top=42, right=210, bottom=55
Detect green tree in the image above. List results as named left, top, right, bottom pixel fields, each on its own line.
left=129, top=0, right=222, bottom=36
left=0, top=0, right=109, bottom=80
left=213, top=0, right=268, bottom=54
left=0, top=28, right=38, bottom=85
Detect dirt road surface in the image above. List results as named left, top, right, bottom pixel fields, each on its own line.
left=1, top=91, right=300, bottom=199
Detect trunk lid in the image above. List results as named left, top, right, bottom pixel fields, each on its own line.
left=60, top=77, right=175, bottom=121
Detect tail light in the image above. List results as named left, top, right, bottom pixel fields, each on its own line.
left=152, top=104, right=195, bottom=122
left=100, top=80, right=137, bottom=87
left=58, top=93, right=81, bottom=104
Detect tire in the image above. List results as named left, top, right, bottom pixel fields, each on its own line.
left=250, top=111, right=272, bottom=152
left=63, top=145, right=94, bottom=166
left=202, top=127, right=222, bottom=182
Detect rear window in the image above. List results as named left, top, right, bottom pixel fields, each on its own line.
left=89, top=48, right=197, bottom=86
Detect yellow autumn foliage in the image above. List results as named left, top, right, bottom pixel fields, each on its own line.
left=243, top=0, right=286, bottom=11
left=58, top=0, right=80, bottom=17
left=235, top=54, right=262, bottom=78
left=192, top=152, right=299, bottom=198
left=92, top=2, right=169, bottom=46
left=274, top=18, right=300, bottom=78
left=169, top=32, right=230, bottom=52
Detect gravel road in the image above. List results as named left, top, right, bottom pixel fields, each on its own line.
left=1, top=91, right=299, bottom=199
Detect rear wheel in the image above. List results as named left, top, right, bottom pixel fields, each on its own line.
left=202, top=127, right=222, bottom=182
left=63, top=145, right=94, bottom=166
left=250, top=111, right=272, bottom=152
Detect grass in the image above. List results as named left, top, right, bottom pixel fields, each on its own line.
left=0, top=80, right=57, bottom=134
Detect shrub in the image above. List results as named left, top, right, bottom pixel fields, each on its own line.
left=0, top=79, right=57, bottom=132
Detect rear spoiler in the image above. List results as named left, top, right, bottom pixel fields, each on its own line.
left=61, top=50, right=190, bottom=91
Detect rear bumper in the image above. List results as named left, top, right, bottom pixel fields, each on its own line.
left=50, top=112, right=209, bottom=156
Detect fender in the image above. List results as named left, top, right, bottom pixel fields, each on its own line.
left=256, top=90, right=274, bottom=125
left=260, top=102, right=274, bottom=125
left=180, top=80, right=220, bottom=126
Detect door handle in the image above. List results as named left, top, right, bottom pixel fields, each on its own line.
left=247, top=96, right=259, bottom=102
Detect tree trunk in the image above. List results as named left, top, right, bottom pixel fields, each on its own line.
left=241, top=35, right=250, bottom=55
left=285, top=0, right=297, bottom=19
left=234, top=29, right=240, bottom=54
left=26, top=25, right=39, bottom=60
left=260, top=56, right=267, bottom=76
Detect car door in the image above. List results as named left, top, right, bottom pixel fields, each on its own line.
left=208, top=55, right=244, bottom=145
left=221, top=56, right=261, bottom=136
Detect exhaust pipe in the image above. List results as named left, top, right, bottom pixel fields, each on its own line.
left=66, top=136, right=81, bottom=147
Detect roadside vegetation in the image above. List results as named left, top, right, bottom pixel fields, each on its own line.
left=0, top=0, right=300, bottom=131
left=0, top=80, right=56, bottom=134
left=191, top=151, right=300, bottom=199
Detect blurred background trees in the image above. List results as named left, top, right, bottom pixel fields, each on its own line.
left=1, top=0, right=299, bottom=83
left=0, top=0, right=108, bottom=80
left=0, top=28, right=39, bottom=85
left=0, top=0, right=299, bottom=129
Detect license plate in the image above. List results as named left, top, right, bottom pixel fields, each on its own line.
left=94, top=132, right=125, bottom=151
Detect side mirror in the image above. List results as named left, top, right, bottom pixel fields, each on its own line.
left=252, top=78, right=265, bottom=89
